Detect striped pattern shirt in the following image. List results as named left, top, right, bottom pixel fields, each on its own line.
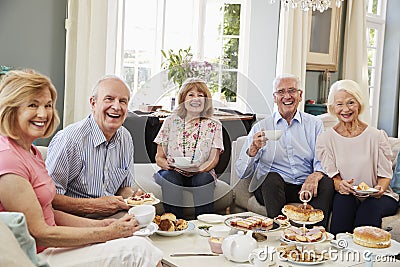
left=46, top=115, right=135, bottom=198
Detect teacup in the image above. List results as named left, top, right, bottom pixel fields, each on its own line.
left=128, top=205, right=155, bottom=227
left=173, top=157, right=192, bottom=167
left=248, top=247, right=274, bottom=267
left=208, top=225, right=231, bottom=238
left=263, top=130, right=283, bottom=140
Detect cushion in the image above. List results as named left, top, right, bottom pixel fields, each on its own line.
left=0, top=218, right=36, bottom=267
left=0, top=212, right=49, bottom=267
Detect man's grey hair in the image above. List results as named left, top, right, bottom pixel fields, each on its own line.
left=91, top=74, right=131, bottom=99
left=272, top=74, right=301, bottom=90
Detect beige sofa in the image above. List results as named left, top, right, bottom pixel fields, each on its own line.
left=37, top=147, right=234, bottom=219
left=229, top=116, right=400, bottom=240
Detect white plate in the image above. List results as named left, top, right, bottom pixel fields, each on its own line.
left=280, top=232, right=327, bottom=245
left=156, top=221, right=195, bottom=236
left=197, top=214, right=226, bottom=224
left=285, top=257, right=328, bottom=265
left=224, top=215, right=281, bottom=233
left=173, top=163, right=197, bottom=169
left=133, top=222, right=158, bottom=237
left=124, top=197, right=160, bottom=207
left=352, top=186, right=379, bottom=195
left=335, top=233, right=400, bottom=256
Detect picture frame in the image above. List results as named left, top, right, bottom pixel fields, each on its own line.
left=306, top=4, right=342, bottom=72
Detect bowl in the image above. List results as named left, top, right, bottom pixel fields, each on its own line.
left=173, top=157, right=193, bottom=167
left=128, top=205, right=156, bottom=227
left=263, top=130, right=283, bottom=140
left=208, top=237, right=224, bottom=254
left=208, top=225, right=231, bottom=238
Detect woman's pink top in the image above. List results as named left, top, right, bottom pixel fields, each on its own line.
left=0, top=136, right=56, bottom=252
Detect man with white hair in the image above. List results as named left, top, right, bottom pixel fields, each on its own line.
left=46, top=75, right=142, bottom=217
left=236, top=74, right=334, bottom=228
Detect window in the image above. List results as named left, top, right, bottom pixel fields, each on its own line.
left=120, top=0, right=245, bottom=109
left=366, top=0, right=387, bottom=127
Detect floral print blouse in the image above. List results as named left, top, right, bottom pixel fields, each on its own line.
left=154, top=114, right=224, bottom=178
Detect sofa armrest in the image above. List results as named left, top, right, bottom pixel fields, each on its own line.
left=231, top=136, right=252, bottom=210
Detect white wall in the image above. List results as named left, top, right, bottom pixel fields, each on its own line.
left=238, top=0, right=280, bottom=116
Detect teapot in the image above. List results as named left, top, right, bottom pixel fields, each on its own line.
left=221, top=231, right=257, bottom=263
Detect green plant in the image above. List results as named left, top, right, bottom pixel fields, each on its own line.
left=161, top=47, right=194, bottom=88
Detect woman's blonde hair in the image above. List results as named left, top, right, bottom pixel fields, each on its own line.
left=327, top=79, right=365, bottom=115
left=0, top=69, right=60, bottom=139
left=175, top=78, right=214, bottom=118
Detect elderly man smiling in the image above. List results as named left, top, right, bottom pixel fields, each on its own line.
left=235, top=74, right=334, bottom=228
left=46, top=75, right=142, bottom=218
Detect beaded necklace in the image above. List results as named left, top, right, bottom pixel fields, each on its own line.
left=182, top=117, right=202, bottom=163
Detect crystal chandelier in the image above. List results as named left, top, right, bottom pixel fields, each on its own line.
left=270, top=0, right=344, bottom=13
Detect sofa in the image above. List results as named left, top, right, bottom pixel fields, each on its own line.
left=135, top=164, right=234, bottom=219
left=36, top=146, right=234, bottom=220
left=229, top=114, right=400, bottom=240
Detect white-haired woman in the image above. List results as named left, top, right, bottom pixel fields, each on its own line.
left=154, top=78, right=224, bottom=219
left=316, top=79, right=398, bottom=235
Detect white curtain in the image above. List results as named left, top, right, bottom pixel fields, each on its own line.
left=276, top=7, right=309, bottom=111
left=342, top=0, right=370, bottom=124
left=64, top=0, right=121, bottom=127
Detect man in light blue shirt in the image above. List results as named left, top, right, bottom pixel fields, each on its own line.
left=46, top=75, right=141, bottom=217
left=235, top=74, right=334, bottom=227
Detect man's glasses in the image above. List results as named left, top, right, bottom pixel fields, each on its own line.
left=273, top=88, right=300, bottom=96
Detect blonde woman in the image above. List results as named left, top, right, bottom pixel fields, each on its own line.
left=154, top=78, right=224, bottom=218
left=0, top=70, right=162, bottom=266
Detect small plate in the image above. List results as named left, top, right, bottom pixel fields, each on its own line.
left=173, top=163, right=198, bottom=170
left=224, top=215, right=280, bottom=233
left=124, top=197, right=160, bottom=207
left=197, top=214, right=226, bottom=224
left=352, top=186, right=379, bottom=195
left=285, top=257, right=328, bottom=265
left=133, top=222, right=158, bottom=237
left=156, top=221, right=195, bottom=236
left=280, top=232, right=327, bottom=245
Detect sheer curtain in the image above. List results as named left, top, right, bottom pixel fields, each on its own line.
left=64, top=0, right=121, bottom=127
left=342, top=0, right=370, bottom=124
left=275, top=7, right=309, bottom=111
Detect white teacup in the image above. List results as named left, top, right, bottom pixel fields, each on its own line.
left=263, top=130, right=283, bottom=140
left=128, top=205, right=155, bottom=227
left=173, top=157, right=192, bottom=167
left=208, top=225, right=231, bottom=238
left=248, top=247, right=274, bottom=267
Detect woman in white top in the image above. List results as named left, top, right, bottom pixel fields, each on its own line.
left=316, top=79, right=398, bottom=235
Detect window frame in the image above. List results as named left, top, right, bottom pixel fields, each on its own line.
left=366, top=0, right=387, bottom=127
left=118, top=0, right=246, bottom=107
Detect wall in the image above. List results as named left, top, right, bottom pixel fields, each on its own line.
left=0, top=0, right=67, bottom=145
left=379, top=0, right=400, bottom=137
left=1, top=0, right=398, bottom=138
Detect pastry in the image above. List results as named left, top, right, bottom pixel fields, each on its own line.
left=175, top=219, right=188, bottom=231
left=126, top=192, right=155, bottom=205
left=160, top=213, right=176, bottom=222
left=159, top=219, right=175, bottom=231
left=283, top=204, right=324, bottom=222
left=357, top=182, right=370, bottom=190
left=309, top=209, right=324, bottom=222
left=353, top=226, right=391, bottom=248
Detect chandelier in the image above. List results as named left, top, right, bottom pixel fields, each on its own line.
left=270, top=0, right=344, bottom=13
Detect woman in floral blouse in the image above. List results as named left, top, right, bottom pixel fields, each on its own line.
left=154, top=78, right=224, bottom=218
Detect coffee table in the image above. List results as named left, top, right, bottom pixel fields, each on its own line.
left=150, top=212, right=399, bottom=267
